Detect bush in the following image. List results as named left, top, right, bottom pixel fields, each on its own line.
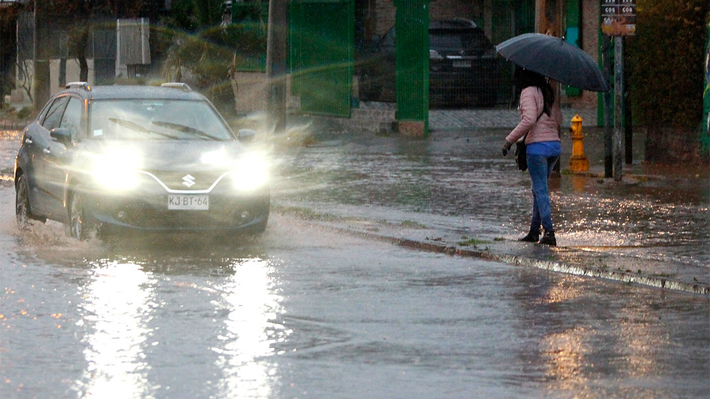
left=627, top=0, right=709, bottom=162
left=17, top=107, right=32, bottom=120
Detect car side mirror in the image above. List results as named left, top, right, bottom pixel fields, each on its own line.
left=238, top=128, right=257, bottom=143
left=50, top=127, right=72, bottom=146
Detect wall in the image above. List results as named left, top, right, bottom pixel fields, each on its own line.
left=14, top=59, right=96, bottom=104
left=565, top=0, right=600, bottom=109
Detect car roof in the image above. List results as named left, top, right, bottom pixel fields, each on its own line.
left=62, top=84, right=207, bottom=102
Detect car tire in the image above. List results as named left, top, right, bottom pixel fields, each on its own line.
left=15, top=174, right=34, bottom=229
left=68, top=190, right=95, bottom=240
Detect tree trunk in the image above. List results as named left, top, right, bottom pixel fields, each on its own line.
left=77, top=27, right=89, bottom=82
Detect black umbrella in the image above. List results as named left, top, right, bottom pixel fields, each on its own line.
left=496, top=33, right=610, bottom=92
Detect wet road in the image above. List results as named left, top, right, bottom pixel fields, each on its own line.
left=1, top=128, right=709, bottom=398
left=274, top=126, right=710, bottom=268
left=0, top=189, right=708, bottom=398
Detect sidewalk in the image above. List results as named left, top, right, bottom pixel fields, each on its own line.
left=275, top=110, right=710, bottom=296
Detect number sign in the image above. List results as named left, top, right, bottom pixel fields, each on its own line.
left=601, top=0, right=636, bottom=36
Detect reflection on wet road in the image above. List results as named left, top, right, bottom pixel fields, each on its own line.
left=1, top=211, right=708, bottom=399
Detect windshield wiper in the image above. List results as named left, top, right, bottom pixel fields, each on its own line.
left=151, top=121, right=221, bottom=141
left=108, top=118, right=179, bottom=140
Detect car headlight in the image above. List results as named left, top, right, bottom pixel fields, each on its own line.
left=429, top=49, right=443, bottom=60
left=92, top=150, right=143, bottom=191
left=231, top=153, right=269, bottom=192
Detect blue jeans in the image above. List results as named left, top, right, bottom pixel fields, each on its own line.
left=527, top=154, right=559, bottom=233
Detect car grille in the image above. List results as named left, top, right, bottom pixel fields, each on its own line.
left=147, top=170, right=227, bottom=191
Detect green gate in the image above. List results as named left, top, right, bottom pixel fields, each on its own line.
left=290, top=0, right=354, bottom=117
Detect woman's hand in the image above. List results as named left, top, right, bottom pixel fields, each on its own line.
left=502, top=141, right=513, bottom=156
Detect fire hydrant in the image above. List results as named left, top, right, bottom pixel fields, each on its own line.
left=569, top=114, right=589, bottom=173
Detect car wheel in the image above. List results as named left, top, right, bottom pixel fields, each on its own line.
left=68, top=190, right=94, bottom=240
left=15, top=174, right=32, bottom=229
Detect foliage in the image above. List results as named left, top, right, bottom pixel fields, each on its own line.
left=0, top=2, right=22, bottom=98
left=628, top=0, right=709, bottom=129
left=160, top=0, right=267, bottom=116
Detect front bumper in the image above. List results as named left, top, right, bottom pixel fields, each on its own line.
left=83, top=185, right=270, bottom=234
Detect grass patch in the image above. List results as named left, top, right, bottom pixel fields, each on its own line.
left=400, top=220, right=426, bottom=229
left=457, top=236, right=491, bottom=247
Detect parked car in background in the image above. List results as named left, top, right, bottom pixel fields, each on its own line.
left=15, top=83, right=270, bottom=240
left=357, top=18, right=500, bottom=107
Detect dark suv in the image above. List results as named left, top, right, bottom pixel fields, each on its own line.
left=357, top=18, right=500, bottom=107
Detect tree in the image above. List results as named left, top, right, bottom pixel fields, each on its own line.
left=161, top=0, right=267, bottom=116
left=628, top=0, right=709, bottom=163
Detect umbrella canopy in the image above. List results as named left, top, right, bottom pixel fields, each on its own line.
left=496, top=33, right=610, bottom=92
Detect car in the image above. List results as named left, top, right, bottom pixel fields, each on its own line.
left=14, top=82, right=270, bottom=240
left=356, top=18, right=500, bottom=107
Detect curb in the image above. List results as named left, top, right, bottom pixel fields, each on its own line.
left=308, top=219, right=710, bottom=297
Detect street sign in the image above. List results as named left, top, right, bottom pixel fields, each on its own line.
left=601, top=0, right=636, bottom=36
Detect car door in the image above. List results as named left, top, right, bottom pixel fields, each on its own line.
left=24, top=96, right=69, bottom=216
left=43, top=96, right=84, bottom=219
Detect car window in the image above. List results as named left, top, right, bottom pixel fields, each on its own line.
left=89, top=99, right=235, bottom=141
left=430, top=30, right=493, bottom=55
left=60, top=97, right=83, bottom=140
left=430, top=33, right=464, bottom=53
left=42, top=96, right=69, bottom=131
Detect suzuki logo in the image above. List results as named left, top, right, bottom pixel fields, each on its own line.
left=182, top=174, right=196, bottom=188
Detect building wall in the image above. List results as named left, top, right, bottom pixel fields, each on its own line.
left=565, top=0, right=600, bottom=109
left=15, top=59, right=96, bottom=103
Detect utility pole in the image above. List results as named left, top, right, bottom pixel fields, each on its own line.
left=613, top=36, right=624, bottom=181
left=266, top=0, right=288, bottom=134
left=33, top=0, right=51, bottom=109
left=603, top=35, right=613, bottom=178
left=602, top=0, right=636, bottom=181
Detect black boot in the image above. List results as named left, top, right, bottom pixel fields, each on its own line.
left=539, top=230, right=556, bottom=246
left=519, top=229, right=540, bottom=242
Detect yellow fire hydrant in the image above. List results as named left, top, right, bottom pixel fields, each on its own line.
left=569, top=114, right=589, bottom=173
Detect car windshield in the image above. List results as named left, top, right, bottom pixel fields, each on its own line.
left=89, top=99, right=235, bottom=141
left=430, top=31, right=492, bottom=54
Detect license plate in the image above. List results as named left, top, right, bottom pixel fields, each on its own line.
left=168, top=195, right=209, bottom=210
left=453, top=60, right=471, bottom=68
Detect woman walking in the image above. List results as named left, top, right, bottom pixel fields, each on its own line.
left=502, top=68, right=562, bottom=246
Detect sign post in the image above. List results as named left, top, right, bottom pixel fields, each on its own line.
left=601, top=0, right=635, bottom=181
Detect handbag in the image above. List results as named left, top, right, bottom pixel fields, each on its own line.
left=515, top=136, right=527, bottom=171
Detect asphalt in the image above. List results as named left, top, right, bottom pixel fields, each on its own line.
left=2, top=108, right=708, bottom=296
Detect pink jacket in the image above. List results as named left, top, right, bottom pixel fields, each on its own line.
left=505, top=86, right=562, bottom=145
